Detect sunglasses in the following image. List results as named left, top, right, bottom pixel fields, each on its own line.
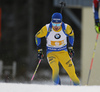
left=52, top=23, right=61, bottom=27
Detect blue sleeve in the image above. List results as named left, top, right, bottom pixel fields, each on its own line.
left=93, top=0, right=99, bottom=22
left=35, top=36, right=41, bottom=49
left=68, top=36, right=74, bottom=47
left=94, top=11, right=99, bottom=20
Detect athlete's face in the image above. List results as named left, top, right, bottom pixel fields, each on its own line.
left=52, top=22, right=62, bottom=31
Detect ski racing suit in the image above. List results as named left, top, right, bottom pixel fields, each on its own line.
left=93, top=0, right=100, bottom=33
left=93, top=0, right=99, bottom=23
left=35, top=22, right=80, bottom=85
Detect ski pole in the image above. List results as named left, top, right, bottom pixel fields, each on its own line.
left=87, top=33, right=99, bottom=85
left=31, top=59, right=41, bottom=81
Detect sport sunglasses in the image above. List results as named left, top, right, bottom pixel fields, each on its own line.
left=52, top=23, right=61, bottom=27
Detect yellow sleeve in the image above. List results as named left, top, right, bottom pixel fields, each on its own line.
left=65, top=25, right=74, bottom=36
left=36, top=25, right=47, bottom=38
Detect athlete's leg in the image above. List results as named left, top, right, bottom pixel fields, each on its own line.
left=47, top=52, right=61, bottom=85
left=59, top=51, right=80, bottom=85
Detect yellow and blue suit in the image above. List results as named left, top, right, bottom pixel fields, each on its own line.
left=35, top=22, right=80, bottom=85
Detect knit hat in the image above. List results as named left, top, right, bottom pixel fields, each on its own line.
left=51, top=12, right=62, bottom=23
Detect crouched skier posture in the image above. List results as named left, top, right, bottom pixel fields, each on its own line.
left=35, top=12, right=80, bottom=85
left=93, top=0, right=100, bottom=33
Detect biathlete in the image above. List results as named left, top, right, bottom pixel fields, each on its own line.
left=93, top=0, right=100, bottom=33
left=35, top=12, right=80, bottom=85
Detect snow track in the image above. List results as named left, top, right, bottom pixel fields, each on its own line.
left=0, top=83, right=100, bottom=92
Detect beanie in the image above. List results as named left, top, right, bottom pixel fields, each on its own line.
left=51, top=12, right=62, bottom=23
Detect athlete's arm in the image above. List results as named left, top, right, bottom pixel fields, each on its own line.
left=35, top=25, right=47, bottom=49
left=93, top=0, right=100, bottom=33
left=65, top=25, right=74, bottom=47
left=64, top=24, right=74, bottom=58
left=93, top=0, right=99, bottom=24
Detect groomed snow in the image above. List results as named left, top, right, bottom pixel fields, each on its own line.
left=0, top=83, right=100, bottom=92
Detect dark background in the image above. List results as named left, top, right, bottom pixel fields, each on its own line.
left=0, top=0, right=81, bottom=82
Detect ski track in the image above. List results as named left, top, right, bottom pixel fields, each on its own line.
left=0, top=83, right=100, bottom=92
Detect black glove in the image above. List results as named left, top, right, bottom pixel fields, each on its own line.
left=37, top=49, right=44, bottom=60
left=68, top=47, right=74, bottom=58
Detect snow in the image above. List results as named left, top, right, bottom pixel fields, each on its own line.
left=0, top=73, right=99, bottom=92
left=0, top=83, right=100, bottom=92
